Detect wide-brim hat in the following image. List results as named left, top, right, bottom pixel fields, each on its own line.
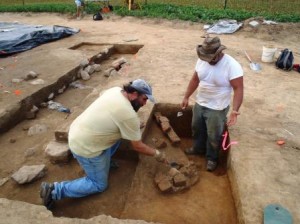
left=197, top=36, right=226, bottom=62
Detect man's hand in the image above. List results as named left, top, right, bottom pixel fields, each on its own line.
left=227, top=111, right=240, bottom=126
left=154, top=149, right=167, bottom=163
left=181, top=97, right=189, bottom=110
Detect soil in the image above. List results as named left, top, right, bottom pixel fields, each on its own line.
left=0, top=12, right=299, bottom=223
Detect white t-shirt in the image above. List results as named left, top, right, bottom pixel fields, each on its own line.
left=68, top=87, right=141, bottom=158
left=195, top=54, right=243, bottom=110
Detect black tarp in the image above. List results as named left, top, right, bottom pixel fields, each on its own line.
left=0, top=22, right=79, bottom=57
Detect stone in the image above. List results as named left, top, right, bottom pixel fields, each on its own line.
left=160, top=121, right=171, bottom=133
left=24, top=71, right=38, bottom=80
left=25, top=105, right=39, bottom=120
left=159, top=116, right=169, bottom=123
left=48, top=93, right=54, bottom=100
left=24, top=147, right=36, bottom=157
left=45, top=140, right=70, bottom=163
left=167, top=129, right=181, bottom=145
left=111, top=57, right=127, bottom=70
left=154, top=172, right=166, bottom=185
left=153, top=112, right=162, bottom=123
left=173, top=173, right=187, bottom=187
left=101, top=48, right=109, bottom=54
left=58, top=85, right=66, bottom=94
left=80, top=58, right=89, bottom=68
left=93, top=64, right=101, bottom=72
left=11, top=165, right=46, bottom=184
left=104, top=68, right=115, bottom=77
left=158, top=178, right=173, bottom=193
left=30, top=78, right=45, bottom=85
left=168, top=168, right=180, bottom=177
left=28, top=124, right=48, bottom=136
left=84, top=65, right=95, bottom=75
left=30, top=105, right=39, bottom=113
left=80, top=70, right=90, bottom=80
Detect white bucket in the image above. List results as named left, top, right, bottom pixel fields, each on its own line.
left=261, top=46, right=277, bottom=63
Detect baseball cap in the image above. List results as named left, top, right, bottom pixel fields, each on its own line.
left=131, top=79, right=155, bottom=103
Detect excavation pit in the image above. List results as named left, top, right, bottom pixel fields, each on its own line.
left=0, top=41, right=236, bottom=222
left=49, top=103, right=238, bottom=223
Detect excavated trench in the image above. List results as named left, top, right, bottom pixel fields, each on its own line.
left=0, top=44, right=237, bottom=223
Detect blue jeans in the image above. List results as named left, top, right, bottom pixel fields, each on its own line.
left=52, top=140, right=121, bottom=200
left=192, top=103, right=229, bottom=162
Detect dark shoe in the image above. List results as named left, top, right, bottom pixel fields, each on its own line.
left=206, top=160, right=217, bottom=172
left=184, top=147, right=205, bottom=155
left=40, top=182, right=54, bottom=209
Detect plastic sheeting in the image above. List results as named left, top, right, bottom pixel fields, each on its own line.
left=206, top=19, right=243, bottom=34
left=0, top=22, right=79, bottom=57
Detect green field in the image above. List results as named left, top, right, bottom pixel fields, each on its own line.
left=0, top=1, right=299, bottom=22
left=1, top=0, right=300, bottom=14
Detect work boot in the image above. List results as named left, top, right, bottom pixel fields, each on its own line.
left=40, top=182, right=54, bottom=209
left=206, top=160, right=217, bottom=172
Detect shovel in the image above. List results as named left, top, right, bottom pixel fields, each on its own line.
left=244, top=51, right=262, bottom=71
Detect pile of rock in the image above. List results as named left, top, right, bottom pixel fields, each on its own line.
left=154, top=161, right=199, bottom=193
left=78, top=58, right=101, bottom=81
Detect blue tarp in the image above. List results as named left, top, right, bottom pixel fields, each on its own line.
left=0, top=22, right=79, bottom=57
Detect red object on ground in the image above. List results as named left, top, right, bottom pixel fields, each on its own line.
left=277, top=140, right=285, bottom=145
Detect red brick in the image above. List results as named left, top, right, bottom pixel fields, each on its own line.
left=158, top=178, right=173, bottom=193
left=160, top=121, right=171, bottom=133
left=167, top=129, right=181, bottom=145
left=173, top=173, right=187, bottom=187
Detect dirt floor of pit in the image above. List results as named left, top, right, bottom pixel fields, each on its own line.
left=0, top=12, right=300, bottom=224
left=119, top=117, right=237, bottom=224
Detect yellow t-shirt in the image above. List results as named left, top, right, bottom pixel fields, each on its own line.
left=68, top=87, right=141, bottom=158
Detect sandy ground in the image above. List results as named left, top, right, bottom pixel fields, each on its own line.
left=0, top=12, right=300, bottom=223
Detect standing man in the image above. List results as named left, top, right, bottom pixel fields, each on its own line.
left=181, top=36, right=243, bottom=172
left=75, top=0, right=85, bottom=20
left=40, top=79, right=167, bottom=209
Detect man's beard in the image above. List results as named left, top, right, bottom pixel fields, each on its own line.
left=130, top=99, right=142, bottom=112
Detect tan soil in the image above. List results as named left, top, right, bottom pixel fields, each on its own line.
left=0, top=12, right=299, bottom=224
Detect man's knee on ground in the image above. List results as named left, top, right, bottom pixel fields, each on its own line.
left=94, top=181, right=108, bottom=192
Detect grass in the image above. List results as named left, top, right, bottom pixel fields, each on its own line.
left=0, top=1, right=299, bottom=23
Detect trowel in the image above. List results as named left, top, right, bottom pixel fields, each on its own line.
left=244, top=51, right=262, bottom=71
left=165, top=160, right=180, bottom=169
